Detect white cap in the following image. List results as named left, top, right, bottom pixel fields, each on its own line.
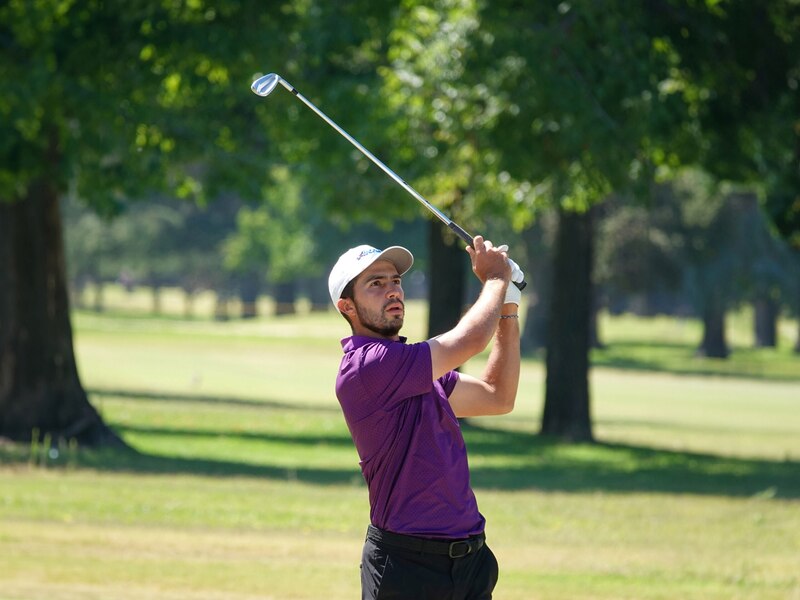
left=328, top=245, right=414, bottom=307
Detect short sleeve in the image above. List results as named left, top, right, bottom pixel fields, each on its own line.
left=358, top=340, right=433, bottom=408
left=438, top=369, right=460, bottom=397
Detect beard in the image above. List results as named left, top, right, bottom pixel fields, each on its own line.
left=354, top=299, right=404, bottom=337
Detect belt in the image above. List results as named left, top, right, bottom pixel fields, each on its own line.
left=366, top=525, right=485, bottom=559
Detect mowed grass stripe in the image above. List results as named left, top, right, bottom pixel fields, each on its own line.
left=0, top=519, right=361, bottom=599
left=1, top=307, right=799, bottom=599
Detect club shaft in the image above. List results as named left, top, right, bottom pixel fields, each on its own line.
left=275, top=78, right=472, bottom=245
left=270, top=75, right=525, bottom=290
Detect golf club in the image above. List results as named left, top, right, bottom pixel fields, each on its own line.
left=251, top=72, right=526, bottom=290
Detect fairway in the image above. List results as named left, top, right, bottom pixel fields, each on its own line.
left=7, top=3, right=800, bottom=598
left=1, top=305, right=799, bottom=599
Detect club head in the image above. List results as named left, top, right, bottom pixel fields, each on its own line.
left=251, top=73, right=281, bottom=97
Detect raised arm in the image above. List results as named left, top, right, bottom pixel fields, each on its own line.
left=427, top=236, right=511, bottom=379
left=446, top=303, right=520, bottom=417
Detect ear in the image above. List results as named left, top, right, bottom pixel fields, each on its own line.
left=337, top=297, right=355, bottom=316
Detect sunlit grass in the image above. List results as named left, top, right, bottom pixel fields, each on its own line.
left=592, top=310, right=799, bottom=380
left=2, top=304, right=799, bottom=599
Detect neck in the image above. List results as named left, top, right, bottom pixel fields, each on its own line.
left=351, top=324, right=401, bottom=341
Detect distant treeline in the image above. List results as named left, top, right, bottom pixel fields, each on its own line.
left=64, top=170, right=800, bottom=357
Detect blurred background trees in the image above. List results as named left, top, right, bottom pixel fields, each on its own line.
left=1, top=0, right=798, bottom=447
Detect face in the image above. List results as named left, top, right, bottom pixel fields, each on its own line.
left=339, top=260, right=405, bottom=339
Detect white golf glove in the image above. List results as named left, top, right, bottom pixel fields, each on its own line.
left=495, top=245, right=525, bottom=306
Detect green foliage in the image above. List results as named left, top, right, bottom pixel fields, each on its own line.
left=0, top=0, right=292, bottom=209
left=646, top=1, right=800, bottom=242
left=480, top=1, right=699, bottom=212
left=223, top=167, right=320, bottom=283
left=595, top=169, right=800, bottom=318
left=7, top=0, right=797, bottom=292
left=63, top=195, right=242, bottom=293
left=379, top=0, right=533, bottom=234
left=62, top=197, right=127, bottom=284
left=261, top=176, right=318, bottom=282
left=253, top=1, right=412, bottom=229
left=595, top=199, right=684, bottom=297
left=3, top=0, right=797, bottom=257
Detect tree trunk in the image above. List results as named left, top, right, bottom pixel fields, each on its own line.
left=426, top=219, right=467, bottom=338
left=795, top=319, right=800, bottom=354
left=151, top=285, right=162, bottom=315
left=92, top=281, right=104, bottom=313
left=520, top=220, right=552, bottom=353
left=588, top=206, right=604, bottom=350
left=304, top=277, right=330, bottom=312
left=795, top=288, right=800, bottom=354
left=213, top=293, right=230, bottom=321
left=273, top=281, right=297, bottom=316
left=753, top=297, right=778, bottom=348
left=589, top=286, right=605, bottom=350
left=697, top=291, right=729, bottom=358
left=0, top=186, right=126, bottom=448
left=541, top=208, right=594, bottom=442
left=183, top=289, right=196, bottom=319
left=522, top=288, right=550, bottom=352
left=239, top=276, right=260, bottom=319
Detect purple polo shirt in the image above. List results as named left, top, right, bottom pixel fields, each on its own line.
left=335, top=335, right=485, bottom=539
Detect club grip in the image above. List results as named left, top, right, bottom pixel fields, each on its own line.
left=448, top=221, right=475, bottom=247
left=447, top=222, right=527, bottom=290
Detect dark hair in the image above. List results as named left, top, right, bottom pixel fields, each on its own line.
left=338, top=278, right=356, bottom=328
left=340, top=278, right=356, bottom=301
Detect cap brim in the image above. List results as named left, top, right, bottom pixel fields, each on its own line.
left=375, top=246, right=413, bottom=277
left=328, top=245, right=415, bottom=308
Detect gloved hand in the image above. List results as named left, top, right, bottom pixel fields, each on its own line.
left=495, top=245, right=525, bottom=305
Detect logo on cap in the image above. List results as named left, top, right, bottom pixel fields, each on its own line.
left=356, top=248, right=382, bottom=261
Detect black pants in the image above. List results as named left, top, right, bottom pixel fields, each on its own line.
left=360, top=527, right=499, bottom=599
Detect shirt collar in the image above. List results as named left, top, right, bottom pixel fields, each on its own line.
left=341, top=335, right=408, bottom=352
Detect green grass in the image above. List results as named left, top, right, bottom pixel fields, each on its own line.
left=592, top=310, right=800, bottom=380
left=1, top=301, right=799, bottom=599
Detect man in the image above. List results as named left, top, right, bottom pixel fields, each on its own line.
left=328, top=236, right=523, bottom=600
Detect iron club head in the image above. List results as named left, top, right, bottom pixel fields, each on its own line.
left=251, top=73, right=281, bottom=97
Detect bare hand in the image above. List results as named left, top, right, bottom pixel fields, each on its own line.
left=466, top=236, right=511, bottom=284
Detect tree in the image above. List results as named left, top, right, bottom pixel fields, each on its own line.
left=519, top=213, right=557, bottom=353
left=732, top=192, right=797, bottom=348
left=477, top=1, right=698, bottom=440
left=645, top=1, right=799, bottom=222
left=646, top=1, right=800, bottom=349
left=64, top=194, right=245, bottom=317
left=62, top=196, right=126, bottom=311
left=595, top=194, right=686, bottom=317
left=596, top=173, right=800, bottom=357
left=378, top=0, right=533, bottom=337
left=675, top=175, right=743, bottom=358
left=222, top=167, right=323, bottom=316
left=0, top=1, right=292, bottom=446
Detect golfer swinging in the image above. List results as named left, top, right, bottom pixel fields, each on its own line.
left=329, top=235, right=523, bottom=599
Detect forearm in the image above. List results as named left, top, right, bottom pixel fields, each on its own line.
left=455, top=278, right=507, bottom=350
left=481, top=304, right=521, bottom=412
left=429, top=278, right=507, bottom=378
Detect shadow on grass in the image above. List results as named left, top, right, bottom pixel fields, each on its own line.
left=3, top=420, right=797, bottom=500
left=461, top=421, right=800, bottom=499
left=113, top=423, right=355, bottom=447
left=588, top=340, right=800, bottom=381
left=88, top=388, right=341, bottom=413
left=82, top=450, right=359, bottom=485
left=0, top=440, right=358, bottom=485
